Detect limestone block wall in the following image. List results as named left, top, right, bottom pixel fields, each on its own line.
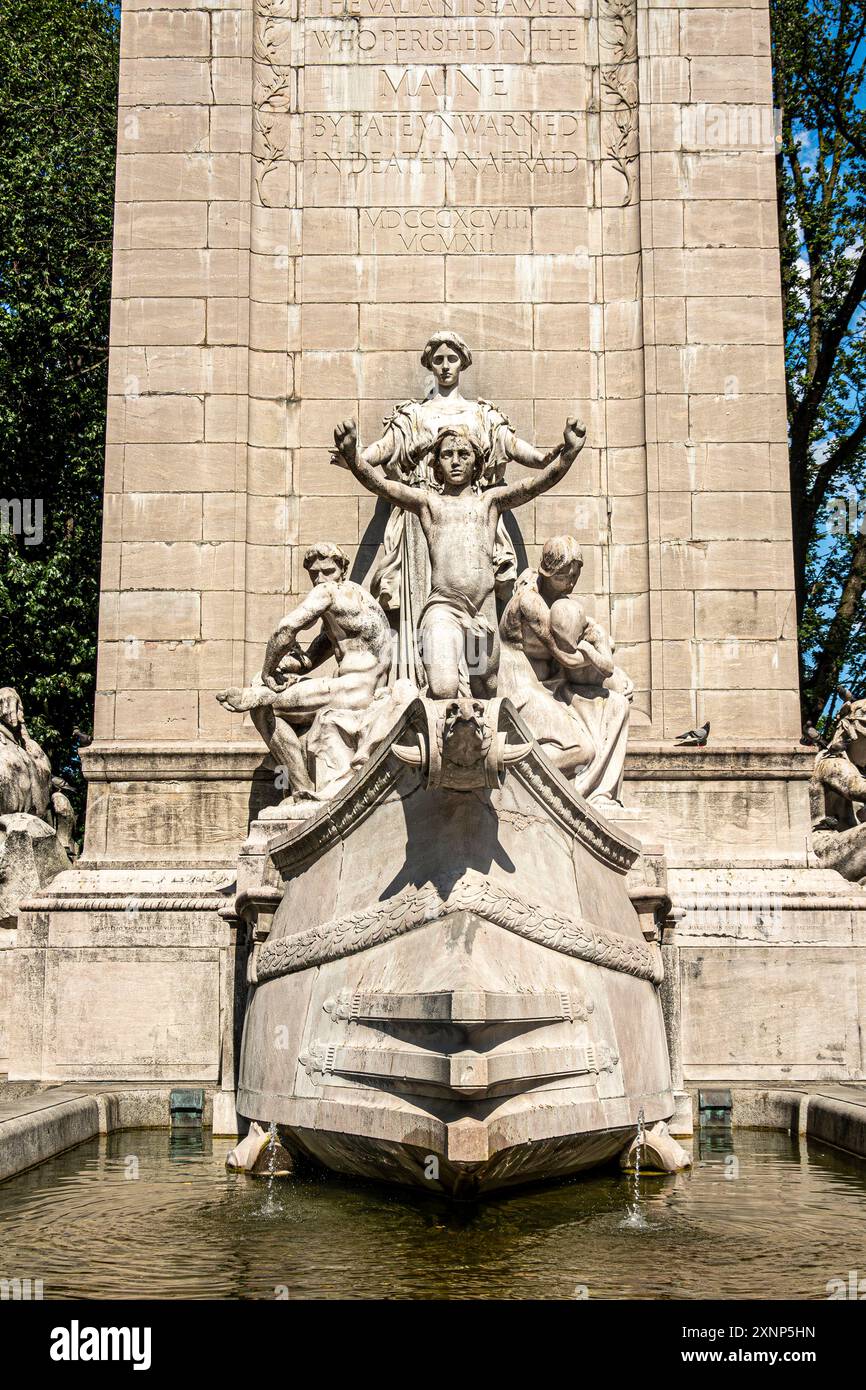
left=638, top=0, right=797, bottom=742
left=101, top=0, right=255, bottom=754
left=91, top=0, right=800, bottom=862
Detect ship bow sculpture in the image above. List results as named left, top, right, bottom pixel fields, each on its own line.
left=234, top=696, right=674, bottom=1194
left=223, top=338, right=680, bottom=1194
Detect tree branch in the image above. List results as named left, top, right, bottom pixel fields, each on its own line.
left=806, top=527, right=866, bottom=720
left=790, top=241, right=866, bottom=452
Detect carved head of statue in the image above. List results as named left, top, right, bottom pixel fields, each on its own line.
left=0, top=687, right=24, bottom=735
left=421, top=330, right=472, bottom=390
left=539, top=535, right=584, bottom=596
left=829, top=695, right=866, bottom=767
left=303, top=542, right=350, bottom=586
left=430, top=427, right=486, bottom=492
left=440, top=698, right=491, bottom=768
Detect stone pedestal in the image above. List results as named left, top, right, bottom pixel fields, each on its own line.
left=8, top=867, right=240, bottom=1083
left=623, top=745, right=866, bottom=1085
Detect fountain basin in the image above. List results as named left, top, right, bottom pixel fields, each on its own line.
left=1, top=1124, right=865, bottom=1299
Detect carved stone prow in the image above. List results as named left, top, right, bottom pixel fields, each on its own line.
left=231, top=688, right=671, bottom=1196
left=393, top=696, right=534, bottom=792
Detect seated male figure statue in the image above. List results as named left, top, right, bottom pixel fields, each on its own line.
left=216, top=542, right=396, bottom=809
left=499, top=535, right=633, bottom=807
left=334, top=417, right=586, bottom=699
left=0, top=686, right=53, bottom=818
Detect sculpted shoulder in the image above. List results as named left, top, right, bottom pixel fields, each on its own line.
left=477, top=397, right=512, bottom=426
left=517, top=585, right=549, bottom=622
left=501, top=580, right=545, bottom=643
left=313, top=579, right=343, bottom=603
left=384, top=399, right=421, bottom=429
left=337, top=578, right=389, bottom=618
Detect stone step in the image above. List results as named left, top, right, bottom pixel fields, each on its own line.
left=322, top=987, right=592, bottom=1024
left=299, top=1041, right=619, bottom=1096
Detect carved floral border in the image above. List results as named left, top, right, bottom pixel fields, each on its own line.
left=598, top=0, right=640, bottom=207
left=252, top=0, right=296, bottom=208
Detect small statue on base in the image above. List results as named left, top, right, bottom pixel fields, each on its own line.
left=0, top=686, right=78, bottom=928
left=217, top=543, right=413, bottom=817
left=810, top=694, right=866, bottom=883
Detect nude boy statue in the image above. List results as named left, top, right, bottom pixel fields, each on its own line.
left=334, top=417, right=586, bottom=699
left=216, top=542, right=399, bottom=810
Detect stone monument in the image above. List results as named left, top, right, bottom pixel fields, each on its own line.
left=232, top=684, right=678, bottom=1193
left=0, top=688, right=76, bottom=1070
left=13, top=0, right=866, bottom=1126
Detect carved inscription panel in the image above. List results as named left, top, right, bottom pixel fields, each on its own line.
left=301, top=3, right=589, bottom=220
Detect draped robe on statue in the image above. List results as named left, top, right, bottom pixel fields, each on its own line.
left=364, top=396, right=518, bottom=681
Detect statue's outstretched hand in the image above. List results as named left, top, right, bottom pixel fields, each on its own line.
left=263, top=671, right=296, bottom=693
left=332, top=418, right=358, bottom=470
left=563, top=416, right=586, bottom=461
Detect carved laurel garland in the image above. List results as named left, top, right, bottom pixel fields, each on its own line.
left=270, top=755, right=404, bottom=876
left=253, top=0, right=295, bottom=207
left=255, top=876, right=662, bottom=985
left=598, top=0, right=639, bottom=207
left=509, top=758, right=638, bottom=872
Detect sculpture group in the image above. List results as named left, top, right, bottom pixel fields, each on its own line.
left=810, top=694, right=866, bottom=883
left=218, top=332, right=633, bottom=815
left=0, top=688, right=76, bottom=927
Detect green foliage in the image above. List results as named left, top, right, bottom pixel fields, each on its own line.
left=0, top=0, right=119, bottom=780
left=772, top=0, right=866, bottom=722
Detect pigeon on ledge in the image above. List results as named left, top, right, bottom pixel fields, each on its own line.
left=800, top=723, right=827, bottom=749
left=674, top=720, right=710, bottom=747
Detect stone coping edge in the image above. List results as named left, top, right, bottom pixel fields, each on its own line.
left=802, top=1093, right=866, bottom=1163
left=685, top=1085, right=866, bottom=1166
left=0, top=1085, right=216, bottom=1184
left=3, top=1083, right=866, bottom=1184
left=79, top=741, right=814, bottom=783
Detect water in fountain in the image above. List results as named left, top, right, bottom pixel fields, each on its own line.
left=4, top=1127, right=866, bottom=1297
left=621, top=1106, right=648, bottom=1230
left=261, top=1120, right=283, bottom=1216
